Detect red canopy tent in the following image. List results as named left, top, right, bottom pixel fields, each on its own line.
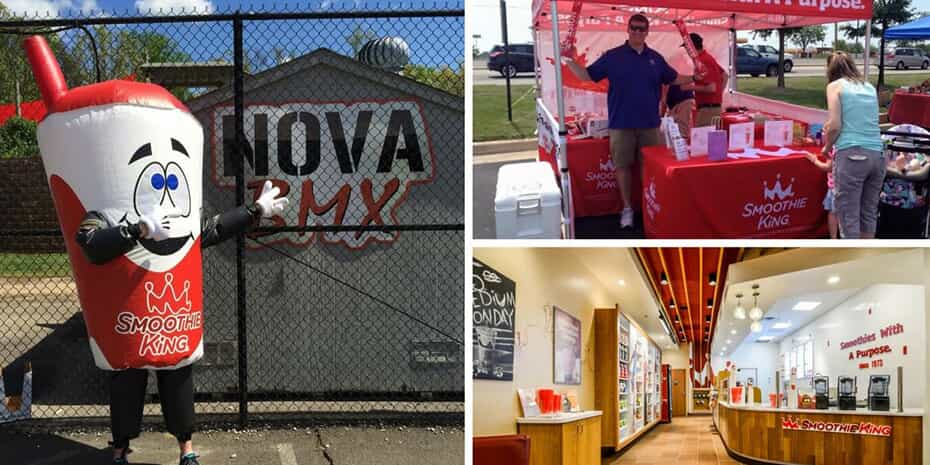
left=531, top=0, right=875, bottom=238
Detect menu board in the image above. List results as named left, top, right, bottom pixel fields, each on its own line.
left=472, top=259, right=515, bottom=381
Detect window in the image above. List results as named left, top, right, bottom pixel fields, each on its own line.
left=763, top=46, right=777, bottom=55
left=747, top=49, right=761, bottom=58
left=804, top=341, right=814, bottom=378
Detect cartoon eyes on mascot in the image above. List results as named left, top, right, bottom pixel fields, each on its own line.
left=24, top=35, right=289, bottom=371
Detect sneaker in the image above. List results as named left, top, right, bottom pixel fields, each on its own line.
left=620, top=208, right=634, bottom=229
left=111, top=447, right=131, bottom=464
left=179, top=452, right=200, bottom=465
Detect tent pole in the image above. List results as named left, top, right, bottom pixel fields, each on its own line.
left=863, top=19, right=871, bottom=81
left=550, top=0, right=575, bottom=239
left=729, top=14, right=737, bottom=95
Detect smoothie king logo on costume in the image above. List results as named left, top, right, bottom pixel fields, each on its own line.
left=114, top=273, right=202, bottom=357
left=742, top=174, right=807, bottom=230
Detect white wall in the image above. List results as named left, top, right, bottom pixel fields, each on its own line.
left=473, top=248, right=616, bottom=436
left=778, top=284, right=925, bottom=409
left=712, top=343, right=780, bottom=396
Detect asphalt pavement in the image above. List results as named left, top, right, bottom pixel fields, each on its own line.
left=0, top=424, right=463, bottom=465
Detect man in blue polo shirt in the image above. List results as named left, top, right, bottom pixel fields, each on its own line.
left=564, top=13, right=698, bottom=229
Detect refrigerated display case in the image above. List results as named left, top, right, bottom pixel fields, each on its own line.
left=595, top=306, right=663, bottom=452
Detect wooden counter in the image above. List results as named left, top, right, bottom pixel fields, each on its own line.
left=517, top=411, right=602, bottom=465
left=715, top=402, right=923, bottom=465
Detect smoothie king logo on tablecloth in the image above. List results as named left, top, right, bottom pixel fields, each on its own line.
left=743, top=173, right=808, bottom=231
left=781, top=416, right=892, bottom=437
left=585, top=157, right=616, bottom=191
left=213, top=100, right=435, bottom=249
left=114, top=273, right=202, bottom=358
left=645, top=177, right=661, bottom=220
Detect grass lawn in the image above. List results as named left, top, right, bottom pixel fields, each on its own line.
left=474, top=74, right=927, bottom=141
left=735, top=74, right=926, bottom=109
left=0, top=253, right=72, bottom=278
left=473, top=84, right=537, bottom=142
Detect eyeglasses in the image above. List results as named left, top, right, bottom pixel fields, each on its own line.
left=629, top=25, right=648, bottom=32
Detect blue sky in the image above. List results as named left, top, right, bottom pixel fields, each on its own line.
left=472, top=0, right=930, bottom=52
left=2, top=1, right=464, bottom=68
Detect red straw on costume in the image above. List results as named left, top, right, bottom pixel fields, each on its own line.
left=22, top=36, right=68, bottom=110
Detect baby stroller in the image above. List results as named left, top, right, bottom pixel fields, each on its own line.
left=877, top=124, right=930, bottom=238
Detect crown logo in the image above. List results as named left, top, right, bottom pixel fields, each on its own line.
left=599, top=158, right=615, bottom=172
left=144, top=273, right=192, bottom=315
left=763, top=174, right=795, bottom=200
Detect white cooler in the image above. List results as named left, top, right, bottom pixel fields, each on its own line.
left=494, top=161, right=562, bottom=239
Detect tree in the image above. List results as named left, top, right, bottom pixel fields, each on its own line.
left=874, top=0, right=914, bottom=89
left=790, top=26, right=826, bottom=55
left=402, top=63, right=464, bottom=97
left=346, top=25, right=378, bottom=56
left=0, top=116, right=38, bottom=158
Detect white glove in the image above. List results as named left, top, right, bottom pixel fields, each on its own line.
left=138, top=206, right=182, bottom=241
left=254, top=180, right=289, bottom=218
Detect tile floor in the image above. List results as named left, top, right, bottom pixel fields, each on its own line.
left=603, top=415, right=745, bottom=465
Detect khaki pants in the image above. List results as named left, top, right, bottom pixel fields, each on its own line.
left=695, top=106, right=721, bottom=128
left=669, top=99, right=695, bottom=141
left=609, top=128, right=661, bottom=169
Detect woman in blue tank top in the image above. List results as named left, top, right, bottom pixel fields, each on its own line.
left=822, top=52, right=885, bottom=239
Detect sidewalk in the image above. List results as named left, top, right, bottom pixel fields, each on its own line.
left=0, top=425, right=463, bottom=465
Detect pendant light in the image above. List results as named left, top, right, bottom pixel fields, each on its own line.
left=751, top=321, right=763, bottom=333
left=749, top=286, right=763, bottom=321
left=733, top=293, right=746, bottom=320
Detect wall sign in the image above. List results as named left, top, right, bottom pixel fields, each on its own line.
left=781, top=416, right=892, bottom=437
left=472, top=259, right=515, bottom=381
left=213, top=100, right=435, bottom=249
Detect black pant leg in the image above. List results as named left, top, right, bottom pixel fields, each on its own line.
left=156, top=365, right=194, bottom=442
left=109, top=369, right=149, bottom=448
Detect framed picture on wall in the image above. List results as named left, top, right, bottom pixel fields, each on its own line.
left=553, top=306, right=582, bottom=385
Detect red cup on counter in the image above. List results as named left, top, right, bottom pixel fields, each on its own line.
left=552, top=393, right=562, bottom=413
left=730, top=386, right=744, bottom=404
left=537, top=389, right=554, bottom=414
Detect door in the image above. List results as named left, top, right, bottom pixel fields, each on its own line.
left=672, top=369, right=687, bottom=417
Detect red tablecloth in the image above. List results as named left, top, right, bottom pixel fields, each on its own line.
left=889, top=92, right=930, bottom=128
left=641, top=145, right=828, bottom=238
left=538, top=137, right=642, bottom=218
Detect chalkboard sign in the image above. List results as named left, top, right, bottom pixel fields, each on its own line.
left=472, top=259, right=515, bottom=381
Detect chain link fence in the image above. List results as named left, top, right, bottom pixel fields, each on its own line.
left=0, top=2, right=463, bottom=427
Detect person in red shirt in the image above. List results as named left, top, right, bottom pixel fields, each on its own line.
left=681, top=33, right=728, bottom=128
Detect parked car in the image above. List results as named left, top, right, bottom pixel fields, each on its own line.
left=884, top=47, right=930, bottom=70
left=736, top=46, right=780, bottom=77
left=487, top=43, right=535, bottom=78
left=748, top=44, right=795, bottom=72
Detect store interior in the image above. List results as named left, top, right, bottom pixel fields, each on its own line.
left=472, top=247, right=930, bottom=465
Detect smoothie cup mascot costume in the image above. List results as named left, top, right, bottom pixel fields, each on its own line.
left=23, top=36, right=288, bottom=465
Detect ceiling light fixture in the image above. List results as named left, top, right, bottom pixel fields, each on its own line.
left=828, top=275, right=840, bottom=285
left=618, top=279, right=626, bottom=286
left=758, top=336, right=774, bottom=342
left=730, top=329, right=737, bottom=335
left=660, top=272, right=669, bottom=285
left=748, top=285, right=763, bottom=321
left=750, top=321, right=762, bottom=333
left=707, top=298, right=713, bottom=309
left=733, top=293, right=746, bottom=320
left=659, top=314, right=674, bottom=338
left=773, top=322, right=791, bottom=330
left=709, top=272, right=717, bottom=287
left=669, top=299, right=676, bottom=309
left=793, top=301, right=821, bottom=311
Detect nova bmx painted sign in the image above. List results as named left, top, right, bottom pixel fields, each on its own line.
left=213, top=100, right=435, bottom=249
